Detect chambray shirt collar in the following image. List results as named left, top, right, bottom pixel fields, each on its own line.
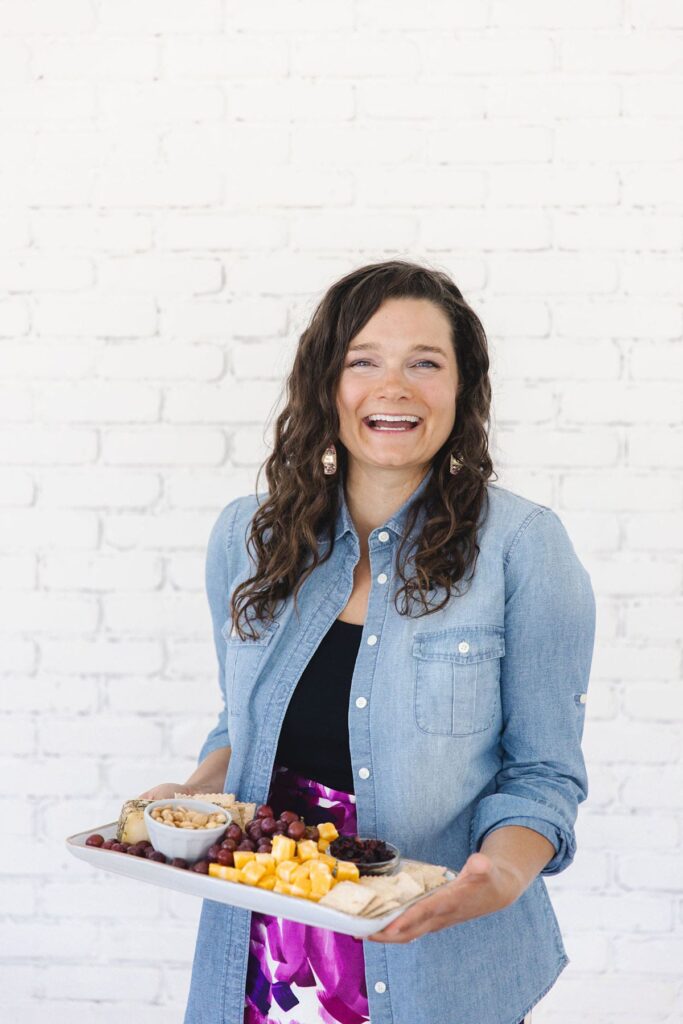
left=331, top=465, right=434, bottom=542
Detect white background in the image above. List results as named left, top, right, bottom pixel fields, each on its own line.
left=1, top=1, right=682, bottom=1021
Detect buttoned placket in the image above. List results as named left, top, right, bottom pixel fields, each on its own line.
left=351, top=524, right=392, bottom=786
left=347, top=524, right=394, bottom=1013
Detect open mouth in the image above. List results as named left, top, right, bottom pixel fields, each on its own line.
left=362, top=416, right=422, bottom=433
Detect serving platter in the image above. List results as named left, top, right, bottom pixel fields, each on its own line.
left=66, top=821, right=456, bottom=938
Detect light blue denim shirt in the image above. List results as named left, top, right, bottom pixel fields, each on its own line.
left=185, top=469, right=596, bottom=1024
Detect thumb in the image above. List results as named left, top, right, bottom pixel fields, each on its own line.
left=459, top=851, right=494, bottom=881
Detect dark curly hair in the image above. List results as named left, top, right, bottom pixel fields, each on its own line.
left=230, top=259, right=497, bottom=640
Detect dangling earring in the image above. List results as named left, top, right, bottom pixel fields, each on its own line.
left=450, top=452, right=464, bottom=475
left=322, top=443, right=337, bottom=475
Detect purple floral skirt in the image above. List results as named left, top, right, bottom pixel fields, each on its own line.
left=244, top=764, right=370, bottom=1024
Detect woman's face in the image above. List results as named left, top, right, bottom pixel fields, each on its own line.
left=335, top=297, right=459, bottom=477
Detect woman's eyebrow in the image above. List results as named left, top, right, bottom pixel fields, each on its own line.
left=347, top=342, right=448, bottom=355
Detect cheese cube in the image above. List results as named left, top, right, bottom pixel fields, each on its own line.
left=317, top=822, right=339, bottom=841
left=309, top=860, right=332, bottom=879
left=257, top=874, right=276, bottom=891
left=296, top=839, right=319, bottom=861
left=334, top=860, right=360, bottom=882
left=254, top=853, right=275, bottom=874
left=317, top=839, right=331, bottom=853
left=310, top=869, right=333, bottom=898
left=208, top=864, right=241, bottom=883
left=292, top=861, right=312, bottom=885
left=275, top=859, right=299, bottom=883
left=241, top=861, right=267, bottom=886
left=290, top=878, right=312, bottom=898
left=271, top=835, right=296, bottom=863
left=233, top=851, right=256, bottom=870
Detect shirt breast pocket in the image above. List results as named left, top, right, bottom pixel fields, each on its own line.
left=412, top=625, right=505, bottom=737
left=221, top=619, right=280, bottom=717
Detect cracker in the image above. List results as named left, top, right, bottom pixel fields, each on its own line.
left=238, top=801, right=257, bottom=830
left=400, top=859, right=449, bottom=891
left=175, top=792, right=255, bottom=831
left=363, top=897, right=402, bottom=918
left=319, top=882, right=377, bottom=915
left=360, top=872, right=423, bottom=902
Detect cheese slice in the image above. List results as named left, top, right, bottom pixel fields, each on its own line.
left=116, top=799, right=152, bottom=843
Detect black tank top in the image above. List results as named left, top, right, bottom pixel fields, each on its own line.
left=275, top=618, right=363, bottom=794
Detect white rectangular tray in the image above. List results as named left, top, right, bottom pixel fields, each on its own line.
left=66, top=821, right=454, bottom=938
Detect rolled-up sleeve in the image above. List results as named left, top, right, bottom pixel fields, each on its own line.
left=197, top=497, right=242, bottom=766
left=471, top=507, right=596, bottom=875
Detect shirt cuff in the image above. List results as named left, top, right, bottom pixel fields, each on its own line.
left=471, top=794, right=575, bottom=876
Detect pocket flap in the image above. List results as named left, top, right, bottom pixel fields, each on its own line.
left=412, top=625, right=505, bottom=664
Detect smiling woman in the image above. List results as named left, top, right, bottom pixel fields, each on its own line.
left=143, top=259, right=595, bottom=1024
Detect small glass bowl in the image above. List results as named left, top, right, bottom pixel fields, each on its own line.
left=330, top=838, right=401, bottom=877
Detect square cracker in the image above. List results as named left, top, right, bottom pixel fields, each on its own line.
left=360, top=872, right=423, bottom=902
left=319, top=882, right=377, bottom=915
left=363, top=897, right=402, bottom=918
left=400, top=859, right=449, bottom=891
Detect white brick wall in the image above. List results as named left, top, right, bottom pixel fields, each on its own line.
left=0, top=2, right=681, bottom=1020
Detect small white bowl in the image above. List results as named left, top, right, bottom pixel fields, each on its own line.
left=144, top=798, right=232, bottom=863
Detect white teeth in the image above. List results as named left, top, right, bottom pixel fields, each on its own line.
left=366, top=414, right=421, bottom=423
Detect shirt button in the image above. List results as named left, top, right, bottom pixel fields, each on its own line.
left=579, top=693, right=587, bottom=704
left=374, top=981, right=387, bottom=994
left=458, top=640, right=470, bottom=654
left=355, top=697, right=368, bottom=709
left=367, top=634, right=378, bottom=646
left=358, top=767, right=370, bottom=780
left=377, top=572, right=388, bottom=584
left=378, top=530, right=390, bottom=542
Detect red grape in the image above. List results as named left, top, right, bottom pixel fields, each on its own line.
left=191, top=860, right=209, bottom=874
left=246, top=821, right=263, bottom=841
left=217, top=849, right=234, bottom=866
left=226, top=823, right=243, bottom=843
left=170, top=857, right=188, bottom=869
left=256, top=804, right=274, bottom=819
left=85, top=834, right=105, bottom=847
left=259, top=817, right=277, bottom=836
left=237, top=839, right=256, bottom=852
left=279, top=811, right=299, bottom=825
left=287, top=821, right=306, bottom=841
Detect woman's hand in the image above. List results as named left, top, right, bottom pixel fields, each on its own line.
left=137, top=783, right=200, bottom=801
left=365, top=851, right=523, bottom=944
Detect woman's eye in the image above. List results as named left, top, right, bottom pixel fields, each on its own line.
left=347, top=359, right=439, bottom=369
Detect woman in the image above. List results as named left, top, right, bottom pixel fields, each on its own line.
left=141, top=260, right=596, bottom=1024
